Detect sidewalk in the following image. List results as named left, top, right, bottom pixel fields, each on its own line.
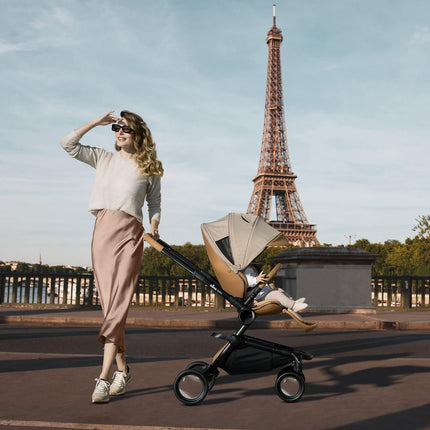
left=1, top=305, right=430, bottom=430
left=1, top=305, right=430, bottom=331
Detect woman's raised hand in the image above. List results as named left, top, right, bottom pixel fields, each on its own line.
left=73, top=111, right=121, bottom=137
left=96, top=111, right=120, bottom=126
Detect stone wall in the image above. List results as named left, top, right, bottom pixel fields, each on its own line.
left=272, top=247, right=377, bottom=313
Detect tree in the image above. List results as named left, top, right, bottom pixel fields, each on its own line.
left=140, top=243, right=213, bottom=277
left=384, top=241, right=412, bottom=275
left=408, top=236, right=430, bottom=275
left=351, top=239, right=387, bottom=274
left=15, top=262, right=31, bottom=272
left=412, top=215, right=430, bottom=240
left=254, top=246, right=296, bottom=273
left=139, top=214, right=430, bottom=277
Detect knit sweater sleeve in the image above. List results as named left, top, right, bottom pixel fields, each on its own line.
left=60, top=130, right=106, bottom=168
left=146, top=175, right=161, bottom=223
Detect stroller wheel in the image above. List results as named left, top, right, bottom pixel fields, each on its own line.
left=186, top=361, right=217, bottom=390
left=173, top=369, right=209, bottom=405
left=275, top=371, right=305, bottom=403
left=277, top=365, right=305, bottom=382
left=186, top=361, right=209, bottom=370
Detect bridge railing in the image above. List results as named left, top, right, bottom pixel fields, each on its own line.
left=0, top=272, right=228, bottom=309
left=1, top=271, right=429, bottom=310
left=371, top=275, right=430, bottom=309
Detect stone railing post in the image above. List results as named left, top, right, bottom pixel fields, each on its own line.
left=272, top=247, right=377, bottom=313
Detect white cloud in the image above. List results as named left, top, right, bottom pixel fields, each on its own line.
left=0, top=41, right=34, bottom=54
left=411, top=26, right=430, bottom=44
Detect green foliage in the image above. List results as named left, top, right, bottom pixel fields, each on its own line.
left=143, top=227, right=430, bottom=277
left=351, top=230, right=430, bottom=275
left=140, top=244, right=297, bottom=276
left=253, top=245, right=297, bottom=273
left=140, top=242, right=214, bottom=277
left=1, top=264, right=89, bottom=275
left=5, top=215, right=430, bottom=277
left=142, top=214, right=430, bottom=277
left=15, top=262, right=31, bottom=272
left=140, top=242, right=298, bottom=276
left=412, top=215, right=430, bottom=240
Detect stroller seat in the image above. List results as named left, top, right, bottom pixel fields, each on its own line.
left=203, top=231, right=282, bottom=315
left=203, top=228, right=318, bottom=329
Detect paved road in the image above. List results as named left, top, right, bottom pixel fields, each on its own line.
left=1, top=325, right=430, bottom=430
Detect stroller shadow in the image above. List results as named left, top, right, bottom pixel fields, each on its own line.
left=0, top=354, right=186, bottom=374
left=301, top=353, right=430, bottom=402
left=330, top=403, right=430, bottom=430
left=200, top=351, right=430, bottom=405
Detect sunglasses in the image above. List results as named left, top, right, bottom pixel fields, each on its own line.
left=112, top=124, right=134, bottom=134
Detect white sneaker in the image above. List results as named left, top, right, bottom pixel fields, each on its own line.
left=92, top=378, right=110, bottom=403
left=292, top=301, right=308, bottom=313
left=296, top=297, right=307, bottom=303
left=110, top=366, right=132, bottom=396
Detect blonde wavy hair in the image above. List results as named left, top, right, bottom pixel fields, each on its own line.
left=115, top=110, right=164, bottom=177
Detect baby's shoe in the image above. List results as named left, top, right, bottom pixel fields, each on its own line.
left=292, top=301, right=308, bottom=313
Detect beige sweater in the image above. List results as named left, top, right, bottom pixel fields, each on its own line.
left=60, top=131, right=161, bottom=224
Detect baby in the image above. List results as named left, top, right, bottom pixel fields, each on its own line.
left=243, top=265, right=308, bottom=312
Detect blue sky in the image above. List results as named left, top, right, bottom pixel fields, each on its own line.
left=1, top=0, right=429, bottom=266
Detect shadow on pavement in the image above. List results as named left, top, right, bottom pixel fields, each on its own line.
left=330, top=403, right=430, bottom=430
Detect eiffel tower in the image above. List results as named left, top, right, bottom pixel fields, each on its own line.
left=247, top=6, right=318, bottom=246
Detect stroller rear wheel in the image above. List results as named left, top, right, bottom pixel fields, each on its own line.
left=173, top=369, right=209, bottom=405
left=275, top=371, right=305, bottom=402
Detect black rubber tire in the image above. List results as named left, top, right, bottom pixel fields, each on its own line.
left=275, top=371, right=305, bottom=402
left=186, top=361, right=209, bottom=370
left=173, top=369, right=209, bottom=405
left=186, top=361, right=217, bottom=390
left=277, top=365, right=305, bottom=382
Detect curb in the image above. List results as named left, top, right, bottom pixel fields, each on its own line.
left=1, top=315, right=430, bottom=331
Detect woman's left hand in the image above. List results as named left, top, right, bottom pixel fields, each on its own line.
left=149, top=227, right=159, bottom=240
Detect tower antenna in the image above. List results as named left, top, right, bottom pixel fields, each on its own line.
left=273, top=4, right=276, bottom=26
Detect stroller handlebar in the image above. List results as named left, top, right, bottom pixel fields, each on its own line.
left=266, top=263, right=281, bottom=283
left=143, top=233, right=164, bottom=252
left=142, top=233, right=261, bottom=318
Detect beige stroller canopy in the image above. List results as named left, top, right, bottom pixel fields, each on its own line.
left=201, top=213, right=289, bottom=273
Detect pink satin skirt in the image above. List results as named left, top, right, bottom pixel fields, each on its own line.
left=91, top=209, right=144, bottom=353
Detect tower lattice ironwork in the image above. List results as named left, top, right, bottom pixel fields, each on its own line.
left=247, top=7, right=318, bottom=246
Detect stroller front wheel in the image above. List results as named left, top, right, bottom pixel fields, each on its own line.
left=277, top=365, right=305, bottom=382
left=173, top=369, right=209, bottom=405
left=275, top=371, right=305, bottom=402
left=186, top=360, right=208, bottom=368
left=186, top=361, right=217, bottom=390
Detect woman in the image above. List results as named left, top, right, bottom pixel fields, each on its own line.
left=60, top=110, right=163, bottom=403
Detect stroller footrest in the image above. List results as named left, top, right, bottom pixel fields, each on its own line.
left=295, top=349, right=313, bottom=360
left=212, top=332, right=242, bottom=346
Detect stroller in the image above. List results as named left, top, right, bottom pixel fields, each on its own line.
left=144, top=213, right=317, bottom=405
